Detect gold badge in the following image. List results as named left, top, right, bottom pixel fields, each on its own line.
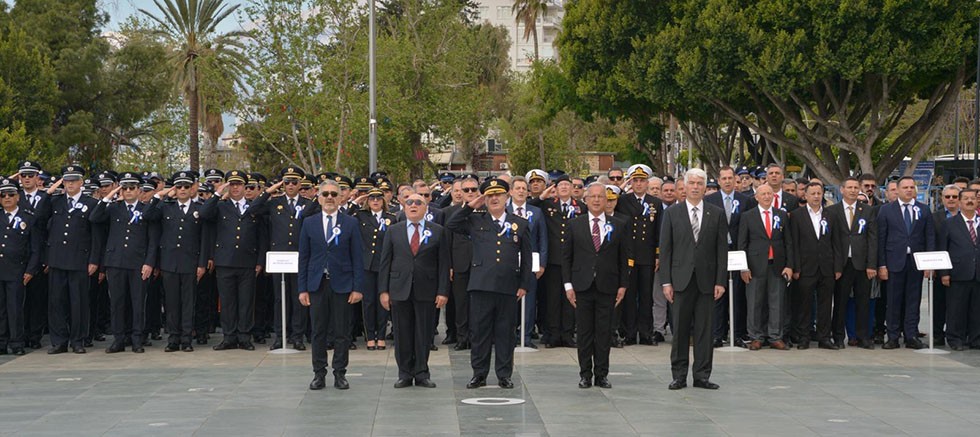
left=511, top=223, right=518, bottom=231
left=20, top=222, right=27, bottom=230
left=627, top=259, right=635, bottom=267
left=385, top=218, right=391, bottom=225
left=277, top=205, right=284, bottom=210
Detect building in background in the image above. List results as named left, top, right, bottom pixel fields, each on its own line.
left=475, top=1, right=564, bottom=72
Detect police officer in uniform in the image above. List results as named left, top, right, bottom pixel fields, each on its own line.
left=352, top=186, right=397, bottom=351
left=0, top=178, right=42, bottom=355
left=616, top=164, right=663, bottom=345
left=447, top=178, right=534, bottom=390
left=197, top=169, right=224, bottom=343
left=144, top=171, right=210, bottom=352
left=35, top=166, right=103, bottom=354
left=90, top=173, right=159, bottom=353
left=199, top=171, right=273, bottom=350
left=14, top=161, right=48, bottom=349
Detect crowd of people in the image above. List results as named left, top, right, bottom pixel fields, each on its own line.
left=1, top=158, right=978, bottom=392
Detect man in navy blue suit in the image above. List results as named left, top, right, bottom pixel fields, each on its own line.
left=299, top=179, right=365, bottom=391
left=877, top=176, right=934, bottom=350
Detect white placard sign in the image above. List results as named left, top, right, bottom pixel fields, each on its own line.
left=727, top=251, right=748, bottom=272
left=265, top=251, right=299, bottom=274
left=532, top=252, right=541, bottom=273
left=913, top=251, right=951, bottom=271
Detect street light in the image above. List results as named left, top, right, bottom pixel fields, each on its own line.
left=368, top=0, right=378, bottom=173
left=974, top=0, right=979, bottom=178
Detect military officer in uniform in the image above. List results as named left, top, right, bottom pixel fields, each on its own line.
left=199, top=170, right=273, bottom=351
left=0, top=178, right=42, bottom=355
left=90, top=173, right=159, bottom=353
left=35, top=166, right=103, bottom=354
left=144, top=171, right=210, bottom=352
left=616, top=164, right=663, bottom=345
left=447, top=178, right=534, bottom=390
left=264, top=167, right=315, bottom=350
left=14, top=161, right=48, bottom=349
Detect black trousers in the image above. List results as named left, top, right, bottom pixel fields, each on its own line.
left=0, top=279, right=26, bottom=349
left=886, top=259, right=922, bottom=341
left=215, top=267, right=256, bottom=344
left=795, top=272, right=834, bottom=342
left=933, top=280, right=947, bottom=340
left=47, top=268, right=90, bottom=348
left=670, top=276, right=714, bottom=382
left=391, top=295, right=436, bottom=380
left=251, top=272, right=272, bottom=338
left=575, top=284, right=614, bottom=380
left=310, top=278, right=351, bottom=376
left=24, top=269, right=47, bottom=344
left=836, top=262, right=871, bottom=341
left=145, top=274, right=163, bottom=337
left=544, top=265, right=574, bottom=344
left=106, top=267, right=147, bottom=345
left=713, top=272, right=747, bottom=340
left=194, top=269, right=216, bottom=337
left=452, top=271, right=470, bottom=343
left=623, top=264, right=653, bottom=341
left=946, top=280, right=980, bottom=348
left=360, top=270, right=388, bottom=341
left=470, top=290, right=517, bottom=379
left=87, top=275, right=108, bottom=340
left=272, top=273, right=308, bottom=344
left=443, top=285, right=456, bottom=338
left=161, top=271, right=196, bottom=345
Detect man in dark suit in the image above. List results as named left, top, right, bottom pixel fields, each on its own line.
left=35, top=166, right=104, bottom=354
left=929, top=185, right=960, bottom=346
left=790, top=182, right=842, bottom=349
left=507, top=177, right=548, bottom=349
left=13, top=161, right=48, bottom=350
left=938, top=189, right=980, bottom=350
left=143, top=172, right=210, bottom=352
left=562, top=183, right=629, bottom=389
left=198, top=170, right=271, bottom=351
left=828, top=177, right=878, bottom=349
left=442, top=175, right=479, bottom=350
left=661, top=169, right=727, bottom=390
left=877, top=176, right=935, bottom=350
left=738, top=183, right=795, bottom=350
left=89, top=173, right=159, bottom=353
left=298, top=179, right=364, bottom=391
left=705, top=166, right=755, bottom=347
left=764, top=164, right=800, bottom=213
left=378, top=193, right=450, bottom=388
left=614, top=164, right=663, bottom=345
left=447, top=178, right=534, bottom=390
left=0, top=178, right=42, bottom=355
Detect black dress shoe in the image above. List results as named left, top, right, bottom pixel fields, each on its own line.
left=612, top=338, right=624, bottom=348
left=668, top=379, right=687, bottom=390
left=429, top=344, right=438, bottom=351
left=639, top=336, right=656, bottom=346
left=693, top=379, right=720, bottom=390
left=394, top=378, right=413, bottom=389
left=905, top=338, right=925, bottom=350
left=595, top=377, right=612, bottom=389
left=441, top=336, right=457, bottom=345
left=454, top=342, right=470, bottom=351
left=624, top=337, right=638, bottom=346
left=72, top=346, right=86, bottom=354
left=253, top=337, right=266, bottom=344
left=83, top=339, right=94, bottom=347
left=132, top=346, right=145, bottom=353
left=415, top=378, right=436, bottom=388
left=349, top=343, right=358, bottom=350
left=466, top=376, right=487, bottom=389
left=882, top=339, right=900, bottom=350
left=93, top=334, right=106, bottom=341
left=29, top=340, right=42, bottom=349
left=544, top=342, right=558, bottom=349
left=182, top=344, right=194, bottom=352
left=293, top=342, right=306, bottom=351
left=652, top=332, right=666, bottom=343
left=578, top=377, right=592, bottom=389
left=309, top=374, right=326, bottom=390
left=498, top=377, right=514, bottom=389
left=12, top=348, right=25, bottom=356
left=874, top=334, right=885, bottom=344
left=239, top=342, right=255, bottom=351
left=164, top=344, right=180, bottom=352
left=270, top=341, right=283, bottom=350
left=334, top=376, right=350, bottom=390
left=151, top=332, right=163, bottom=341
left=525, top=342, right=538, bottom=349
left=817, top=341, right=839, bottom=350
left=797, top=342, right=810, bottom=350
left=213, top=342, right=237, bottom=351
left=564, top=340, right=577, bottom=348
left=196, top=336, right=208, bottom=345
left=936, top=336, right=946, bottom=346
left=105, top=343, right=125, bottom=354
left=857, top=339, right=875, bottom=350
left=48, top=344, right=68, bottom=355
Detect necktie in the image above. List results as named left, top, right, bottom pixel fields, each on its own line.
left=903, top=204, right=913, bottom=233
left=289, top=198, right=295, bottom=210
left=325, top=215, right=333, bottom=242
left=561, top=203, right=568, bottom=215
left=128, top=204, right=135, bottom=217
left=592, top=218, right=602, bottom=252
left=410, top=223, right=420, bottom=255
left=774, top=194, right=780, bottom=210
left=181, top=204, right=187, bottom=215
left=7, top=213, right=13, bottom=226
left=31, top=195, right=38, bottom=208
left=970, top=219, right=977, bottom=246
left=764, top=210, right=773, bottom=259
left=517, top=206, right=524, bottom=218
left=847, top=205, right=854, bottom=230
left=69, top=198, right=75, bottom=209
left=691, top=206, right=700, bottom=243
left=724, top=196, right=732, bottom=223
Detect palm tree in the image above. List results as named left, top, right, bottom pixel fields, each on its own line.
left=140, top=0, right=251, bottom=171
left=512, top=0, right=549, bottom=63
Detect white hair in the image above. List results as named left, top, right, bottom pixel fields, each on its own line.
left=684, top=168, right=708, bottom=184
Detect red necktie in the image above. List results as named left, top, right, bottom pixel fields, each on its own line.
left=970, top=219, right=977, bottom=246
left=774, top=194, right=780, bottom=210
left=592, top=218, right=601, bottom=252
left=764, top=210, right=773, bottom=259
left=410, top=223, right=420, bottom=255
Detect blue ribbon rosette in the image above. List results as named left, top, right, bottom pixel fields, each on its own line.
left=294, top=204, right=304, bottom=219
left=857, top=218, right=866, bottom=234
left=732, top=199, right=740, bottom=214
left=820, top=218, right=828, bottom=236
left=604, top=222, right=614, bottom=243
left=773, top=215, right=781, bottom=230
left=129, top=209, right=142, bottom=225
left=327, top=226, right=342, bottom=246
left=422, top=229, right=432, bottom=244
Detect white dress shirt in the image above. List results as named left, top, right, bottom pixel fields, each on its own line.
left=807, top=205, right=822, bottom=239
left=566, top=212, right=607, bottom=291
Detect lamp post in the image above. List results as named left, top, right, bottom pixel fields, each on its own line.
left=368, top=0, right=378, bottom=173
left=974, top=1, right=979, bottom=178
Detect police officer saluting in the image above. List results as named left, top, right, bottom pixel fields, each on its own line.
left=0, top=178, right=42, bottom=355
left=144, top=171, right=210, bottom=352
left=13, top=161, right=48, bottom=350
left=90, top=172, right=159, bottom=353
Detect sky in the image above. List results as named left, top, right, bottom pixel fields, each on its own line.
left=104, top=0, right=248, bottom=33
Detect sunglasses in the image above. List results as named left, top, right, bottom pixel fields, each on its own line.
left=419, top=192, right=431, bottom=198
left=175, top=184, right=192, bottom=189
left=320, top=191, right=340, bottom=198
left=245, top=186, right=259, bottom=190
left=368, top=195, right=383, bottom=200
left=19, top=173, right=37, bottom=179
left=944, top=195, right=959, bottom=199
left=404, top=199, right=425, bottom=206
left=573, top=184, right=584, bottom=189
left=608, top=176, right=623, bottom=181
left=0, top=192, right=17, bottom=198
left=121, top=186, right=139, bottom=191
left=461, top=187, right=478, bottom=193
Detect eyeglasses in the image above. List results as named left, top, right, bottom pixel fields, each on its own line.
left=944, top=195, right=958, bottom=199
left=175, top=184, right=192, bottom=190
left=461, top=187, right=478, bottom=193
left=573, top=184, right=584, bottom=189
left=404, top=199, right=424, bottom=206
left=19, top=173, right=37, bottom=179
left=121, top=186, right=139, bottom=191
left=283, top=180, right=299, bottom=186
left=245, top=186, right=259, bottom=190
left=368, top=195, right=383, bottom=200
left=320, top=191, right=340, bottom=198
left=419, top=192, right=431, bottom=198
left=0, top=192, right=17, bottom=198
left=608, top=176, right=623, bottom=181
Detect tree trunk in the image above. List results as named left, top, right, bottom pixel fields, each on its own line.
left=188, top=88, right=200, bottom=172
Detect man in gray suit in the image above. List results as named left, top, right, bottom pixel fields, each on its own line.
left=660, top=169, right=728, bottom=390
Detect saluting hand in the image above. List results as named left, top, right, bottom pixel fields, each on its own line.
left=46, top=178, right=63, bottom=195
left=106, top=185, right=123, bottom=201
left=467, top=194, right=485, bottom=210
left=265, top=180, right=284, bottom=194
